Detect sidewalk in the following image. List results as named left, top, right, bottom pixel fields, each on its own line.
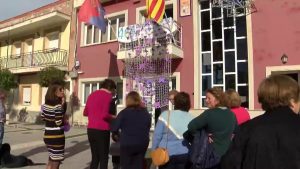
left=4, top=122, right=87, bottom=151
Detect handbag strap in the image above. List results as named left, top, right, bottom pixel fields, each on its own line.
left=165, top=110, right=170, bottom=148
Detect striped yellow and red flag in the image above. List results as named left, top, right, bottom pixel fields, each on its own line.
left=146, top=0, right=165, bottom=23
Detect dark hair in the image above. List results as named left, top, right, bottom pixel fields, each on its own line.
left=45, top=83, right=63, bottom=105
left=174, top=92, right=191, bottom=112
left=258, top=74, right=300, bottom=111
left=206, top=87, right=226, bottom=107
left=101, top=79, right=116, bottom=92
left=126, top=91, right=142, bottom=108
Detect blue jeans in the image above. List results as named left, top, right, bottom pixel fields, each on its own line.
left=0, top=122, right=4, bottom=144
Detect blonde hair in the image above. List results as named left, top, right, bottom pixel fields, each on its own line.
left=258, top=75, right=300, bottom=111
left=126, top=91, right=142, bottom=108
left=206, top=87, right=226, bottom=107
left=225, top=89, right=241, bottom=108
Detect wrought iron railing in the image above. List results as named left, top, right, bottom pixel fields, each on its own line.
left=0, top=48, right=68, bottom=69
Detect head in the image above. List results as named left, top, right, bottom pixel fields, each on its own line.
left=45, top=82, right=64, bottom=103
left=205, top=87, right=226, bottom=108
left=101, top=79, right=116, bottom=93
left=174, top=92, right=191, bottom=112
left=126, top=91, right=142, bottom=108
left=258, top=74, right=300, bottom=114
left=168, top=90, right=179, bottom=105
left=225, top=89, right=242, bottom=108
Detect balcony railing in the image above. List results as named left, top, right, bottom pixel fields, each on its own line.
left=0, top=48, right=68, bottom=70
left=118, top=18, right=183, bottom=51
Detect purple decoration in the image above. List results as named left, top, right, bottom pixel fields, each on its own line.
left=158, top=77, right=165, bottom=83
left=135, top=46, right=142, bottom=55
left=153, top=102, right=161, bottom=108
left=139, top=63, right=145, bottom=69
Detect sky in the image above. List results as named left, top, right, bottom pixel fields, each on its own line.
left=0, top=0, right=57, bottom=22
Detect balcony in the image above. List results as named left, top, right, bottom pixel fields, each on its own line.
left=117, top=18, right=183, bottom=60
left=0, top=48, right=68, bottom=74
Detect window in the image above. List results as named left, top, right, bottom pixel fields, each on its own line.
left=83, top=82, right=100, bottom=104
left=82, top=80, right=124, bottom=105
left=45, top=32, right=60, bottom=49
left=83, top=14, right=126, bottom=45
left=200, top=0, right=248, bottom=108
left=22, top=86, right=31, bottom=105
left=12, top=41, right=22, bottom=58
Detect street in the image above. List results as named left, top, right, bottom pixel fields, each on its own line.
left=3, top=123, right=113, bottom=169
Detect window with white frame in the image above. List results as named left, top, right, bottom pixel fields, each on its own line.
left=45, top=32, right=60, bottom=49
left=200, top=0, right=248, bottom=108
left=138, top=4, right=174, bottom=24
left=83, top=14, right=125, bottom=45
left=22, top=86, right=31, bottom=105
left=82, top=80, right=124, bottom=105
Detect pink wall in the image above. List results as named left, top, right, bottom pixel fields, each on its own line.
left=252, top=0, right=300, bottom=109
left=76, top=0, right=195, bottom=107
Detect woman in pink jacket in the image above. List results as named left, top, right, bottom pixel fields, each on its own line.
left=84, top=79, right=116, bottom=169
left=225, top=89, right=250, bottom=125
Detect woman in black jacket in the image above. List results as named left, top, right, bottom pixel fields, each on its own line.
left=221, top=75, right=300, bottom=169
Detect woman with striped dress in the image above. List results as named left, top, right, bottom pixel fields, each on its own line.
left=41, top=83, right=67, bottom=169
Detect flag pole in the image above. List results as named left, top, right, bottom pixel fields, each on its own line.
left=106, top=19, right=118, bottom=40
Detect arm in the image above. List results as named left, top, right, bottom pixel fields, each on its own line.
left=40, top=105, right=45, bottom=121
left=55, top=105, right=64, bottom=126
left=152, top=120, right=165, bottom=150
left=110, top=110, right=123, bottom=132
left=187, top=110, right=209, bottom=134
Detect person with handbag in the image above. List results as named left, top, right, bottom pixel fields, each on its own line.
left=152, top=92, right=194, bottom=169
left=111, top=91, right=151, bottom=169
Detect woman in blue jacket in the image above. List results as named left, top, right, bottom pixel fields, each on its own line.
left=111, top=91, right=151, bottom=169
left=152, top=92, right=194, bottom=169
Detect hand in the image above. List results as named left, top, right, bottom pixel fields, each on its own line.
left=208, top=133, right=214, bottom=143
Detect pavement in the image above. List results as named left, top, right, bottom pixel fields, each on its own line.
left=2, top=122, right=108, bottom=169
left=2, top=122, right=155, bottom=169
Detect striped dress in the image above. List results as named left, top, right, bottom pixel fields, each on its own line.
left=41, top=101, right=65, bottom=161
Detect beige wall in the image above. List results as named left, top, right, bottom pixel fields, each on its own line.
left=60, top=22, right=71, bottom=51
left=17, top=74, right=42, bottom=112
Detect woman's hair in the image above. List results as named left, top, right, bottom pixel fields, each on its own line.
left=101, top=79, right=116, bottom=92
left=225, top=89, right=242, bottom=108
left=126, top=91, right=142, bottom=108
left=258, top=74, right=300, bottom=111
left=174, top=92, right=191, bottom=112
left=206, top=87, right=226, bottom=107
left=45, top=83, right=63, bottom=104
left=168, top=90, right=179, bottom=97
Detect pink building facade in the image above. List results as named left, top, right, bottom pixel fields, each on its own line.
left=71, top=0, right=300, bottom=124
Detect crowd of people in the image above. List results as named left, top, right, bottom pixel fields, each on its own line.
left=0, top=74, right=300, bottom=169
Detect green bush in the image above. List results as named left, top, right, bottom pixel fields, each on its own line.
left=38, top=67, right=66, bottom=87
left=0, top=69, right=17, bottom=91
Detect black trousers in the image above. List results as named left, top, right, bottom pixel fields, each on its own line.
left=120, top=145, right=147, bottom=169
left=159, top=154, right=189, bottom=169
left=87, top=129, right=110, bottom=169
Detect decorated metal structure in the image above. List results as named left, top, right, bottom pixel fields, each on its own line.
left=118, top=18, right=180, bottom=110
